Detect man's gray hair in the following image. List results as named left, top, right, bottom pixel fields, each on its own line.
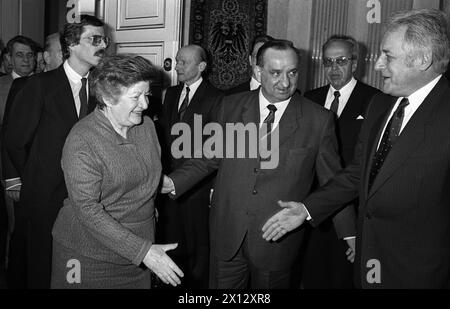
left=386, top=9, right=450, bottom=73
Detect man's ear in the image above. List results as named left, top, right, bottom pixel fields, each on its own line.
left=198, top=61, right=207, bottom=73
left=417, top=52, right=433, bottom=71
left=351, top=58, right=358, bottom=74
left=254, top=65, right=263, bottom=83
left=43, top=51, right=50, bottom=66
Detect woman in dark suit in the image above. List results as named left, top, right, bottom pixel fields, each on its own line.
left=51, top=55, right=183, bottom=289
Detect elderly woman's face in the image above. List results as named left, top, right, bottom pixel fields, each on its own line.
left=107, top=81, right=150, bottom=128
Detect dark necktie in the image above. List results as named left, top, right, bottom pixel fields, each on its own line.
left=368, top=98, right=410, bottom=190
left=178, top=86, right=190, bottom=120
left=330, top=90, right=340, bottom=115
left=263, top=104, right=277, bottom=135
left=260, top=104, right=277, bottom=154
left=79, top=77, right=88, bottom=119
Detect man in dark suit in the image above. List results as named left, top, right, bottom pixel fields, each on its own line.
left=302, top=35, right=380, bottom=288
left=4, top=15, right=107, bottom=288
left=162, top=40, right=350, bottom=288
left=225, top=35, right=274, bottom=95
left=1, top=32, right=63, bottom=289
left=262, top=9, right=450, bottom=289
left=445, top=62, right=449, bottom=80
left=157, top=44, right=223, bottom=288
left=0, top=35, right=36, bottom=281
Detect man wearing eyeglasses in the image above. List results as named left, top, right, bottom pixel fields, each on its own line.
left=302, top=35, right=380, bottom=289
left=4, top=15, right=107, bottom=289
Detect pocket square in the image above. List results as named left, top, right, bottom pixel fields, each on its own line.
left=356, top=115, right=364, bottom=120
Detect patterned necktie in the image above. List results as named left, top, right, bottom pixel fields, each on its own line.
left=368, top=98, right=410, bottom=190
left=178, top=86, right=190, bottom=120
left=79, top=77, right=88, bottom=119
left=330, top=90, right=340, bottom=115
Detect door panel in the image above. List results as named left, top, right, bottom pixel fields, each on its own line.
left=104, top=0, right=182, bottom=92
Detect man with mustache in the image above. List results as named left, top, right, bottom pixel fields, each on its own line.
left=4, top=15, right=107, bottom=288
left=1, top=32, right=64, bottom=289
left=302, top=35, right=380, bottom=288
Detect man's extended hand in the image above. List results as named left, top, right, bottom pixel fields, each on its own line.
left=161, top=175, right=175, bottom=194
left=262, top=200, right=308, bottom=241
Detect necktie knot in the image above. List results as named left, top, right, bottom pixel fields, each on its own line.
left=267, top=104, right=277, bottom=113
left=81, top=77, right=87, bottom=86
left=396, top=98, right=409, bottom=119
left=330, top=91, right=340, bottom=115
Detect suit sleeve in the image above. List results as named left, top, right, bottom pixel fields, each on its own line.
left=169, top=95, right=225, bottom=197
left=4, top=77, right=43, bottom=177
left=61, top=132, right=152, bottom=266
left=313, top=112, right=356, bottom=237
left=1, top=78, right=27, bottom=181
left=305, top=114, right=364, bottom=227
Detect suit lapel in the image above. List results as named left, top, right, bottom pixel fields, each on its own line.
left=339, top=82, right=365, bottom=122
left=277, top=92, right=301, bottom=148
left=54, top=66, right=78, bottom=124
left=181, top=80, right=207, bottom=122
left=169, top=85, right=183, bottom=125
left=367, top=78, right=448, bottom=198
left=241, top=90, right=260, bottom=125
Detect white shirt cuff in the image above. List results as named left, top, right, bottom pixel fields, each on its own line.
left=303, top=204, right=312, bottom=221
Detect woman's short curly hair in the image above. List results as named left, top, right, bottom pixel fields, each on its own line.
left=89, top=54, right=157, bottom=109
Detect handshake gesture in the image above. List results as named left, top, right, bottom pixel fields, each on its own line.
left=261, top=200, right=309, bottom=241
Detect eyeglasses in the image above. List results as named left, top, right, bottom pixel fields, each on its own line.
left=322, top=56, right=354, bottom=67
left=82, top=35, right=110, bottom=47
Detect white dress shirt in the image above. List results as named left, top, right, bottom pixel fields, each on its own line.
left=377, top=75, right=442, bottom=150
left=258, top=89, right=290, bottom=130
left=64, top=60, right=89, bottom=117
left=324, top=77, right=357, bottom=118
left=178, top=77, right=203, bottom=111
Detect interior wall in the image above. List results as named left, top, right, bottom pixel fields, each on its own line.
left=0, top=0, right=45, bottom=47
left=267, top=0, right=447, bottom=93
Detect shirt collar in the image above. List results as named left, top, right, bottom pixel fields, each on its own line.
left=406, top=75, right=442, bottom=106
left=258, top=89, right=291, bottom=112
left=250, top=76, right=261, bottom=90
left=329, top=76, right=357, bottom=97
left=184, top=77, right=203, bottom=93
left=64, top=60, right=88, bottom=84
left=11, top=70, right=32, bottom=79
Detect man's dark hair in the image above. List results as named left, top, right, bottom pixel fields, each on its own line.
left=6, top=35, right=37, bottom=55
left=60, top=14, right=104, bottom=60
left=256, top=39, right=299, bottom=67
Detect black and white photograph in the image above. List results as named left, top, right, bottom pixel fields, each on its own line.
left=0, top=0, right=449, bottom=295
